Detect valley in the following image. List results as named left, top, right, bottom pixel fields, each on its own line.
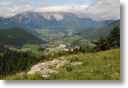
left=0, top=12, right=120, bottom=80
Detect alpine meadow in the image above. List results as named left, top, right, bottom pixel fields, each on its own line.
left=0, top=0, right=120, bottom=80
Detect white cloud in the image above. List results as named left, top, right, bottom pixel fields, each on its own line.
left=36, top=5, right=88, bottom=12
left=0, top=2, right=34, bottom=17
left=82, top=0, right=120, bottom=20
left=0, top=0, right=120, bottom=20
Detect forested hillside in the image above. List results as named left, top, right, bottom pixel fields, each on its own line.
left=0, top=28, right=47, bottom=46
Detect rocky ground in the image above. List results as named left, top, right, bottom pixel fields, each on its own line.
left=28, top=59, right=83, bottom=78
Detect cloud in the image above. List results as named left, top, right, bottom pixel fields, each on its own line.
left=36, top=5, right=88, bottom=12
left=82, top=0, right=120, bottom=20
left=0, top=2, right=34, bottom=17
left=0, top=0, right=120, bottom=20
left=0, top=1, right=88, bottom=17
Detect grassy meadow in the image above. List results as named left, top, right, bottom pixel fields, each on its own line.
left=4, top=48, right=120, bottom=80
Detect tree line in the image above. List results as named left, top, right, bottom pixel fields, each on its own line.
left=93, top=26, right=120, bottom=51
left=0, top=46, right=47, bottom=76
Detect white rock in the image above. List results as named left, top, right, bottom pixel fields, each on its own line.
left=47, top=59, right=60, bottom=66
left=41, top=69, right=58, bottom=78
left=28, top=59, right=66, bottom=77
left=56, top=60, right=67, bottom=68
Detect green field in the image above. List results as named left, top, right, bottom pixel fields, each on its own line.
left=5, top=48, right=120, bottom=80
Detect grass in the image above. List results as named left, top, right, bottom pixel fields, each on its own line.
left=60, top=35, right=81, bottom=45
left=4, top=48, right=120, bottom=80
left=47, top=48, right=120, bottom=80
left=4, top=44, right=47, bottom=57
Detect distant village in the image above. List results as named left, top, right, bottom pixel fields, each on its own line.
left=57, top=44, right=74, bottom=52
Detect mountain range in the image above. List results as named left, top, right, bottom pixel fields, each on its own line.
left=0, top=12, right=120, bottom=44
left=0, top=12, right=115, bottom=30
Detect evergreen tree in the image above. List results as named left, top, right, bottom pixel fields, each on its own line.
left=94, top=26, right=120, bottom=51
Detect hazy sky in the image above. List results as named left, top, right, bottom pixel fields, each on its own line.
left=0, top=0, right=92, bottom=5
left=0, top=0, right=120, bottom=20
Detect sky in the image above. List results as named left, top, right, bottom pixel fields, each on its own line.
left=0, top=0, right=91, bottom=5
left=0, top=0, right=120, bottom=20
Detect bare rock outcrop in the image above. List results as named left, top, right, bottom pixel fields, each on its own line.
left=28, top=59, right=67, bottom=77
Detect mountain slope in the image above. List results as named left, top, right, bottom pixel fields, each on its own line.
left=77, top=20, right=120, bottom=40
left=4, top=48, right=120, bottom=80
left=96, top=20, right=120, bottom=37
left=0, top=28, right=47, bottom=46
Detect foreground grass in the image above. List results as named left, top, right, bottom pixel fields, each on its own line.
left=4, top=48, right=120, bottom=80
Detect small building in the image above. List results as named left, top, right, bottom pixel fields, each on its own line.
left=58, top=44, right=66, bottom=48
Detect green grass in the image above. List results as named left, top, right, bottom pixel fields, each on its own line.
left=60, top=35, right=81, bottom=45
left=51, top=48, right=120, bottom=80
left=5, top=44, right=48, bottom=57
left=4, top=48, right=120, bottom=80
